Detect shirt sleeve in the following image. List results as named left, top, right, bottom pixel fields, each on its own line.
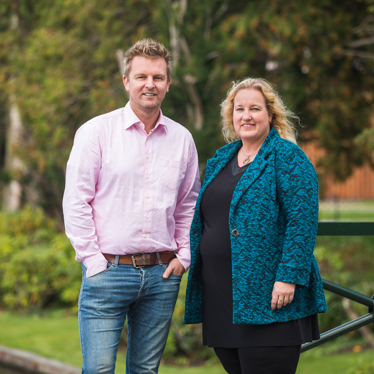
left=173, top=137, right=201, bottom=271
left=62, top=122, right=108, bottom=277
left=275, top=145, right=319, bottom=286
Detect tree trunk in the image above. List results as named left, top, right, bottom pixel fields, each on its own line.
left=342, top=298, right=374, bottom=348
left=3, top=95, right=23, bottom=211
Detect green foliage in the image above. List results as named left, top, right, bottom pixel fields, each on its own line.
left=347, top=359, right=374, bottom=374
left=355, top=127, right=374, bottom=167
left=315, top=236, right=374, bottom=337
left=163, top=276, right=216, bottom=364
left=1, top=1, right=374, bottom=218
left=0, top=206, right=81, bottom=310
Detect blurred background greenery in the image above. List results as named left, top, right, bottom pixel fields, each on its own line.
left=0, top=0, right=374, bottom=373
left=1, top=0, right=374, bottom=223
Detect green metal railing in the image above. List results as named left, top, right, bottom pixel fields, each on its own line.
left=301, top=222, right=374, bottom=353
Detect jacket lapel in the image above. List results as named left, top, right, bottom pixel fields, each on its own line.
left=229, top=129, right=279, bottom=215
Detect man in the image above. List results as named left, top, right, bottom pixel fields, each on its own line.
left=63, top=39, right=200, bottom=374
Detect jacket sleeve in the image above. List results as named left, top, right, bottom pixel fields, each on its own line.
left=275, top=144, right=319, bottom=287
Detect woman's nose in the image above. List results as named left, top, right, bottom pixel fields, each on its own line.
left=243, top=111, right=252, bottom=120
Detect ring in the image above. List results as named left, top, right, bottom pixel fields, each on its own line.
left=284, top=298, right=289, bottom=301
left=278, top=298, right=283, bottom=302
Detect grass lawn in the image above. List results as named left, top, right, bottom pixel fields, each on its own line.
left=1, top=310, right=374, bottom=374
left=319, top=200, right=374, bottom=222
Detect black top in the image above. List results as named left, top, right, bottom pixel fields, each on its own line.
left=199, top=154, right=320, bottom=348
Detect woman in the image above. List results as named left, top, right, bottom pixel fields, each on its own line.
left=184, top=78, right=327, bottom=374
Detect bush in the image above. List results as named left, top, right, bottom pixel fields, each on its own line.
left=314, top=236, right=374, bottom=347
left=163, top=276, right=216, bottom=364
left=0, top=206, right=81, bottom=310
left=347, top=359, right=374, bottom=374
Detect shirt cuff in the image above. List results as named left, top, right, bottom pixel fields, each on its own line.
left=83, top=252, right=108, bottom=277
left=175, top=248, right=191, bottom=272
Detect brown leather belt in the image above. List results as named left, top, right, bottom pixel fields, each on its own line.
left=103, top=251, right=176, bottom=268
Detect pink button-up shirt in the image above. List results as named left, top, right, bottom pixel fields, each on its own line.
left=63, top=103, right=201, bottom=277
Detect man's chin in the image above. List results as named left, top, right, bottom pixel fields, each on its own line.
left=141, top=101, right=160, bottom=110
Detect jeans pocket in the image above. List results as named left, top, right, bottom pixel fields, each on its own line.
left=86, top=263, right=114, bottom=279
left=161, top=264, right=183, bottom=279
left=170, top=272, right=183, bottom=278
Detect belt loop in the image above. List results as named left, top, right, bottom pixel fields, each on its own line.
left=156, top=252, right=162, bottom=266
left=114, top=255, right=119, bottom=266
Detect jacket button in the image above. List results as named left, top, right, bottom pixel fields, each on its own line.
left=231, top=229, right=239, bottom=237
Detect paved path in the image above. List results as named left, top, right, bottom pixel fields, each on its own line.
left=0, top=345, right=80, bottom=374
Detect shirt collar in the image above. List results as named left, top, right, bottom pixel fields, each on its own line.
left=123, top=102, right=168, bottom=133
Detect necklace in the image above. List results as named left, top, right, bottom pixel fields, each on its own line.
left=241, top=148, right=256, bottom=165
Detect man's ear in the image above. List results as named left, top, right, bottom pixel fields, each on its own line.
left=166, top=78, right=171, bottom=92
left=123, top=75, right=130, bottom=91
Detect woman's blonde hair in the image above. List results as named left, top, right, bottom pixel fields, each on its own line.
left=221, top=78, right=299, bottom=144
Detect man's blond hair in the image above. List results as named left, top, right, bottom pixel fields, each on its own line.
left=123, top=39, right=172, bottom=81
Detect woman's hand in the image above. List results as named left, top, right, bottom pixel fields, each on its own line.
left=271, top=281, right=296, bottom=310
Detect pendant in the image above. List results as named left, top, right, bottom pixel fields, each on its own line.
left=242, top=157, right=250, bottom=165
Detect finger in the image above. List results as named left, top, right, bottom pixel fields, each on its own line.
left=277, top=297, right=284, bottom=309
left=162, top=266, right=173, bottom=279
left=171, top=259, right=184, bottom=274
left=271, top=295, right=279, bottom=310
left=286, top=294, right=294, bottom=303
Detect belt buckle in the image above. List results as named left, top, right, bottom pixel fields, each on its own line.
left=132, top=253, right=145, bottom=269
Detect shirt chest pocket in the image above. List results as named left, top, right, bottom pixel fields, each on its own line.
left=160, top=159, right=182, bottom=190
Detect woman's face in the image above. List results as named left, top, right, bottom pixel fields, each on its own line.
left=233, top=88, right=272, bottom=145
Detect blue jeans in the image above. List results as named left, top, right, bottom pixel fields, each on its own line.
left=78, top=259, right=181, bottom=374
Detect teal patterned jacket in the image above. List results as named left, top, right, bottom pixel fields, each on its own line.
left=184, top=128, right=327, bottom=325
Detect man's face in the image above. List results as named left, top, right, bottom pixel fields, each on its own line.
left=123, top=56, right=171, bottom=116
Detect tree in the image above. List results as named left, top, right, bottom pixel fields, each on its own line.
left=0, top=0, right=373, bottom=220
left=0, top=0, right=153, bottom=224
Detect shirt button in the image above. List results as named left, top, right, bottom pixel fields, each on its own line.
left=146, top=175, right=150, bottom=179
left=231, top=229, right=239, bottom=237
left=143, top=234, right=148, bottom=238
left=145, top=215, right=149, bottom=219
left=146, top=195, right=150, bottom=198
left=146, top=156, right=150, bottom=159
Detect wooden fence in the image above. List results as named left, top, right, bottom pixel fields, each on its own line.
left=300, top=142, right=374, bottom=200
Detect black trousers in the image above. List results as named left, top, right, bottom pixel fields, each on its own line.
left=214, top=346, right=301, bottom=374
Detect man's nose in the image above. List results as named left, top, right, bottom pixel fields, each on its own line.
left=145, top=77, right=155, bottom=88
